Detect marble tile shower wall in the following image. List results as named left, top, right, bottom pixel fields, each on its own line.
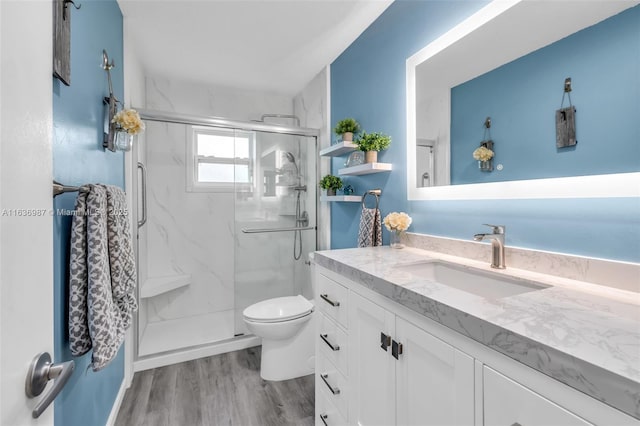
left=143, top=76, right=301, bottom=327
left=294, top=68, right=329, bottom=255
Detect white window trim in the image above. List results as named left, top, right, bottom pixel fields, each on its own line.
left=186, top=125, right=255, bottom=193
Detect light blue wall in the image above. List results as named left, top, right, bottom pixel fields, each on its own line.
left=331, top=0, right=640, bottom=263
left=52, top=1, right=125, bottom=425
left=451, top=6, right=640, bottom=184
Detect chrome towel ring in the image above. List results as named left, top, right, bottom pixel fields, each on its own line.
left=361, top=189, right=382, bottom=210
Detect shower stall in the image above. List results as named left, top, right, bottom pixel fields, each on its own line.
left=132, top=110, right=318, bottom=365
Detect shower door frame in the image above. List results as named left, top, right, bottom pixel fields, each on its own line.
left=132, top=108, right=321, bottom=368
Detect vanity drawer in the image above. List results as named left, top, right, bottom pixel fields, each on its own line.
left=317, top=273, right=348, bottom=328
left=316, top=384, right=348, bottom=426
left=484, top=366, right=592, bottom=426
left=317, top=354, right=348, bottom=420
left=318, top=313, right=348, bottom=376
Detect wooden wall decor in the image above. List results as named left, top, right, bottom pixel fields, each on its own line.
left=53, top=0, right=80, bottom=86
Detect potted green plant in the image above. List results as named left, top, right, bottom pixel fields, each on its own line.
left=319, top=174, right=343, bottom=196
left=333, top=118, right=360, bottom=142
left=355, top=131, right=392, bottom=163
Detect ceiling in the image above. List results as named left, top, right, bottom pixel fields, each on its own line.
left=117, top=0, right=393, bottom=95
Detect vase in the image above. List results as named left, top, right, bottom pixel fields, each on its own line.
left=478, top=159, right=493, bottom=172
left=342, top=132, right=353, bottom=142
left=114, top=131, right=133, bottom=152
left=365, top=151, right=378, bottom=163
left=390, top=230, right=405, bottom=249
left=326, top=188, right=336, bottom=196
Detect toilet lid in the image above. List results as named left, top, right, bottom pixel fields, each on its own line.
left=243, top=295, right=314, bottom=323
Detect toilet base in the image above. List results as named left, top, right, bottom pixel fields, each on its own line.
left=259, top=315, right=315, bottom=381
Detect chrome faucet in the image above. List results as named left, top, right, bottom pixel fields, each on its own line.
left=473, top=224, right=506, bottom=269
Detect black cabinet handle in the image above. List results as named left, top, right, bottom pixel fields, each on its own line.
left=320, top=414, right=329, bottom=426
left=380, top=332, right=391, bottom=351
left=392, top=340, right=403, bottom=359
left=320, top=334, right=340, bottom=351
left=320, top=373, right=340, bottom=395
left=320, top=293, right=340, bottom=307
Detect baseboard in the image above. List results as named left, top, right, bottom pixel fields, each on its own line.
left=105, top=378, right=127, bottom=426
left=133, top=335, right=261, bottom=372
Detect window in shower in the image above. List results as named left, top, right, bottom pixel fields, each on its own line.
left=187, top=126, right=255, bottom=192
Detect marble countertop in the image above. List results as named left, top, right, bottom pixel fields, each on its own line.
left=313, top=247, right=640, bottom=420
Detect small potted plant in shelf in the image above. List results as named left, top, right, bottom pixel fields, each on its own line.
left=319, top=174, right=343, bottom=196
left=334, top=118, right=360, bottom=142
left=355, top=131, right=391, bottom=163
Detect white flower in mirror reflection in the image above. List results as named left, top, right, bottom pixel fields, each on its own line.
left=473, top=146, right=494, bottom=161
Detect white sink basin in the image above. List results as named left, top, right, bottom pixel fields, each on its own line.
left=396, top=261, right=549, bottom=299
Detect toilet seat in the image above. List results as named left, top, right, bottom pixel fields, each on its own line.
left=243, top=295, right=314, bottom=323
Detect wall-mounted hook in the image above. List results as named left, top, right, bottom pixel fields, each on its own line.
left=63, top=0, right=81, bottom=20
left=102, top=50, right=114, bottom=71
left=564, top=77, right=572, bottom=93
left=484, top=117, right=491, bottom=129
left=102, top=49, right=119, bottom=152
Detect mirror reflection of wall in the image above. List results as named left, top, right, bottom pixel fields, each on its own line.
left=416, top=139, right=435, bottom=187
left=413, top=2, right=640, bottom=190
left=449, top=5, right=639, bottom=185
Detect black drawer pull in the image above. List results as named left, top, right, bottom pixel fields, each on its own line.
left=320, top=334, right=340, bottom=351
left=320, top=373, right=340, bottom=395
left=320, top=293, right=340, bottom=307
left=320, top=414, right=329, bottom=426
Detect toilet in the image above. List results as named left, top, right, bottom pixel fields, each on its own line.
left=243, top=295, right=315, bottom=381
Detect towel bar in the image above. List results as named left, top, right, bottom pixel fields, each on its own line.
left=52, top=181, right=89, bottom=198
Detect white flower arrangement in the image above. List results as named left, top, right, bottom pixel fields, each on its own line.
left=383, top=212, right=412, bottom=232
left=112, top=108, right=145, bottom=135
left=472, top=145, right=494, bottom=161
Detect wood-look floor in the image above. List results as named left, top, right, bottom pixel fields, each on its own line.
left=115, top=346, right=315, bottom=426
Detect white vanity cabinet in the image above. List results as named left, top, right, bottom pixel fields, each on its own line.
left=314, top=264, right=639, bottom=426
left=315, top=272, right=350, bottom=426
left=349, top=291, right=475, bottom=426
left=348, top=290, right=396, bottom=426
left=315, top=266, right=475, bottom=426
left=395, top=316, right=475, bottom=426
left=483, top=366, right=592, bottom=426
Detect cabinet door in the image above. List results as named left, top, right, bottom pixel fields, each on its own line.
left=348, top=292, right=396, bottom=426
left=396, top=317, right=475, bottom=426
left=484, top=366, right=592, bottom=426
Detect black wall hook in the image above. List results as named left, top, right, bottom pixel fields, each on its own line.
left=63, top=0, right=81, bottom=20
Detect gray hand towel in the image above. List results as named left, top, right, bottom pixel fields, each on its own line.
left=358, top=207, right=382, bottom=247
left=68, top=184, right=137, bottom=371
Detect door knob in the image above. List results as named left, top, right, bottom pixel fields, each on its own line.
left=25, top=352, right=75, bottom=418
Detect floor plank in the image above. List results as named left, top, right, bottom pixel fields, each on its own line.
left=115, top=346, right=314, bottom=426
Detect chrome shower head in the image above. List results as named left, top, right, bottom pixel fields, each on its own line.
left=285, top=152, right=296, bottom=164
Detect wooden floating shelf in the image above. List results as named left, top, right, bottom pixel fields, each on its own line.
left=338, top=162, right=393, bottom=176
left=320, top=195, right=363, bottom=202
left=141, top=274, right=191, bottom=299
left=319, top=141, right=358, bottom=157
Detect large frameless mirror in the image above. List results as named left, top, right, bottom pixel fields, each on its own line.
left=406, top=0, right=640, bottom=200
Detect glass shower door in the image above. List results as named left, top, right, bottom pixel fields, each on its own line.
left=233, top=131, right=317, bottom=335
